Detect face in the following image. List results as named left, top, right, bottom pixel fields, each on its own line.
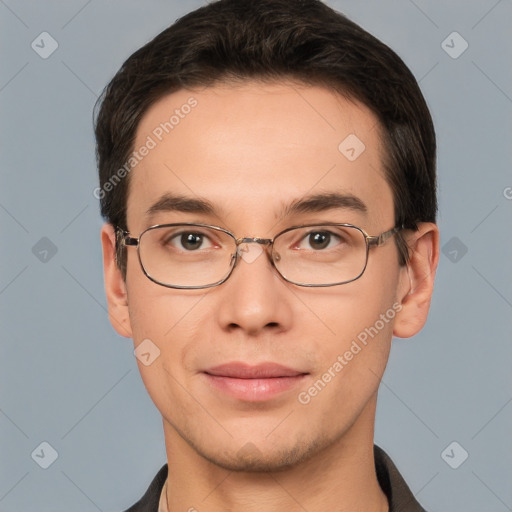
left=105, top=81, right=419, bottom=472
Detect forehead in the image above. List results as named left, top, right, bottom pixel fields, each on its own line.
left=127, top=81, right=394, bottom=231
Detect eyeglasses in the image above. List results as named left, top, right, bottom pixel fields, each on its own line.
left=118, top=222, right=402, bottom=289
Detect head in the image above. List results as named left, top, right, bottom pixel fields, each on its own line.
left=96, top=0, right=439, bottom=472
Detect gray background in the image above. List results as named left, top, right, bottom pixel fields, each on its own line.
left=1, top=0, right=511, bottom=511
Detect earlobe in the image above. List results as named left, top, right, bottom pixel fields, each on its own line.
left=393, top=222, right=439, bottom=339
left=100, top=223, right=133, bottom=338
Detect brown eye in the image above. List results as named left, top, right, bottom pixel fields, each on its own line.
left=179, top=232, right=204, bottom=250
left=160, top=230, right=215, bottom=251
left=308, top=232, right=331, bottom=250
left=297, top=230, right=342, bottom=250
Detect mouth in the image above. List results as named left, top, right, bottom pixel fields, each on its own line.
left=202, top=362, right=309, bottom=401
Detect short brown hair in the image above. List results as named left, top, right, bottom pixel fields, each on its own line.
left=94, top=0, right=437, bottom=277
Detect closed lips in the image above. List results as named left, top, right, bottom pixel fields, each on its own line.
left=204, top=363, right=307, bottom=379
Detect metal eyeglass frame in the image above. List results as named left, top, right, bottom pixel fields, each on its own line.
left=117, top=222, right=403, bottom=289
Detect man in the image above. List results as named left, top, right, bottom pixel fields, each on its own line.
left=95, top=0, right=439, bottom=510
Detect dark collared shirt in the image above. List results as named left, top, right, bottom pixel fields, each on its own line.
left=124, top=444, right=427, bottom=512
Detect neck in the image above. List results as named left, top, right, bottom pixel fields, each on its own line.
left=161, top=396, right=388, bottom=512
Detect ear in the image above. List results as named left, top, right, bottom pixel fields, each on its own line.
left=393, top=222, right=439, bottom=338
left=100, top=223, right=133, bottom=338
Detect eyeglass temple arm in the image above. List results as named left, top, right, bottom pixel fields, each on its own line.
left=116, top=228, right=139, bottom=247
left=367, top=226, right=403, bottom=247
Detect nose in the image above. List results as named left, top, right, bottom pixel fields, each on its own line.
left=215, top=240, right=293, bottom=336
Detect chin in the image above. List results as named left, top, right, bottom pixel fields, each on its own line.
left=193, top=432, right=331, bottom=473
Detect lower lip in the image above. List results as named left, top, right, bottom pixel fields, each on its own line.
left=203, top=373, right=308, bottom=401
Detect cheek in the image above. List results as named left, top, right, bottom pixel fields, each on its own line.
left=309, top=288, right=396, bottom=376
left=124, top=250, right=205, bottom=339
left=125, top=286, right=207, bottom=416
left=301, top=251, right=401, bottom=379
left=306, top=262, right=399, bottom=344
left=296, top=289, right=397, bottom=424
left=124, top=271, right=204, bottom=397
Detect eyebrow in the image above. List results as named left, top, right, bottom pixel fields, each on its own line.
left=283, top=192, right=368, bottom=217
left=145, top=191, right=367, bottom=220
left=146, top=194, right=216, bottom=218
